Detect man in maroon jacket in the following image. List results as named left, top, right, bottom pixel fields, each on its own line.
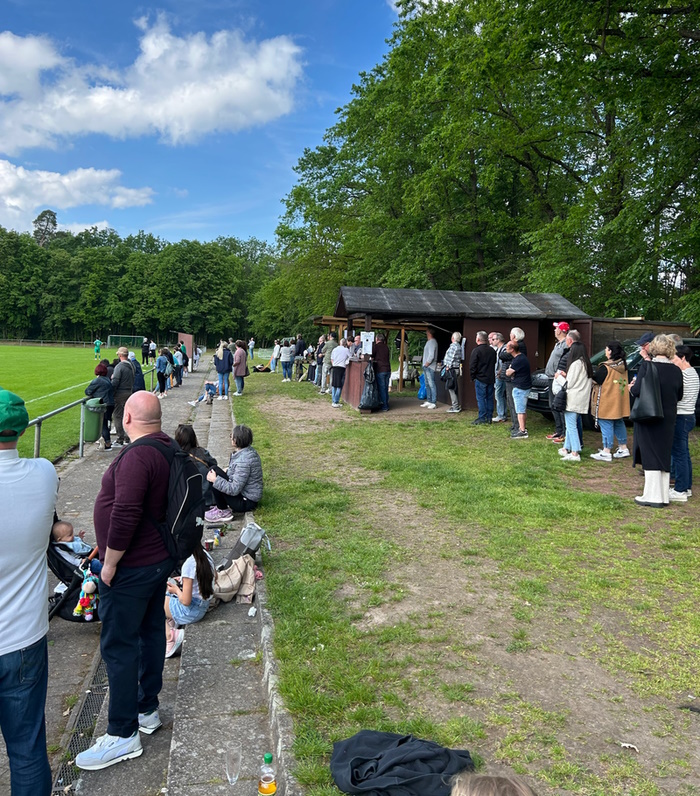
left=76, top=391, right=174, bottom=771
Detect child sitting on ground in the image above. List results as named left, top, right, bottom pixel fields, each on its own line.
left=164, top=540, right=215, bottom=658
left=451, top=773, right=537, bottom=796
left=188, top=380, right=218, bottom=406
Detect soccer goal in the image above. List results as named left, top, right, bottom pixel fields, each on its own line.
left=107, top=335, right=146, bottom=349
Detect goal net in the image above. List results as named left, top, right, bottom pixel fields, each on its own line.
left=107, top=335, right=146, bottom=349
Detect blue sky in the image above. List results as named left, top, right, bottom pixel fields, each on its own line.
left=0, top=0, right=398, bottom=243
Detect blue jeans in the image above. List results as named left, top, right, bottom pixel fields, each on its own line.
left=270, top=358, right=277, bottom=373
left=423, top=367, right=437, bottom=404
left=99, top=558, right=174, bottom=737
left=332, top=386, right=342, bottom=403
left=672, top=414, right=695, bottom=493
left=475, top=381, right=495, bottom=421
left=495, top=378, right=507, bottom=419
left=376, top=371, right=390, bottom=410
left=0, top=636, right=51, bottom=796
left=217, top=372, right=229, bottom=397
left=598, top=418, right=627, bottom=450
left=564, top=411, right=582, bottom=453
left=235, top=375, right=244, bottom=394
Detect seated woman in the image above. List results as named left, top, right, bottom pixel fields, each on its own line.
left=174, top=424, right=218, bottom=507
left=204, top=424, right=263, bottom=523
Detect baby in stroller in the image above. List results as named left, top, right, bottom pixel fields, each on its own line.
left=51, top=520, right=92, bottom=567
left=47, top=520, right=100, bottom=622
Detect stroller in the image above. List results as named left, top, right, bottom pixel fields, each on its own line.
left=47, top=541, right=101, bottom=623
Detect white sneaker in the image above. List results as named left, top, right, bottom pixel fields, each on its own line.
left=232, top=392, right=243, bottom=396
left=557, top=447, right=569, bottom=457
left=590, top=451, right=612, bottom=461
left=75, top=732, right=142, bottom=770
left=223, top=395, right=229, bottom=400
left=613, top=448, right=630, bottom=459
left=332, top=402, right=341, bottom=408
left=562, top=452, right=581, bottom=462
left=668, top=489, right=688, bottom=503
left=217, top=396, right=223, bottom=401
left=187, top=400, right=197, bottom=407
left=420, top=402, right=429, bottom=408
left=138, top=709, right=162, bottom=735
left=687, top=489, right=692, bottom=497
left=426, top=403, right=437, bottom=409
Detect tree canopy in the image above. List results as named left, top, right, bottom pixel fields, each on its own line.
left=268, top=0, right=700, bottom=329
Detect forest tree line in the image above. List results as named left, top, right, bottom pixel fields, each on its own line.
left=2, top=1, right=699, bottom=342
left=0, top=216, right=279, bottom=345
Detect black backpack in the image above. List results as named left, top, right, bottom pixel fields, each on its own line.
left=115, top=437, right=205, bottom=565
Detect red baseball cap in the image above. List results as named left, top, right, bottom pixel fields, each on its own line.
left=553, top=321, right=570, bottom=333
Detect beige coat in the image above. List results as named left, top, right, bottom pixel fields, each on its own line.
left=565, top=359, right=593, bottom=414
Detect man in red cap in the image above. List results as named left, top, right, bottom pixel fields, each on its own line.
left=545, top=322, right=570, bottom=442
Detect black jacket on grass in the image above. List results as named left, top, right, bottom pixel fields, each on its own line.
left=331, top=730, right=474, bottom=796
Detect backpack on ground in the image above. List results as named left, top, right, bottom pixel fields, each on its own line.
left=116, top=438, right=205, bottom=565
left=218, top=521, right=270, bottom=570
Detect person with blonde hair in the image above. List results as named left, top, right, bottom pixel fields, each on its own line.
left=451, top=772, right=537, bottom=796
left=629, top=334, right=683, bottom=507
left=443, top=331, right=463, bottom=413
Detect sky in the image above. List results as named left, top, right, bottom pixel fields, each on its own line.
left=0, top=0, right=399, bottom=243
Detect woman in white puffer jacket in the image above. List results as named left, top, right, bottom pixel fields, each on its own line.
left=559, top=342, right=593, bottom=462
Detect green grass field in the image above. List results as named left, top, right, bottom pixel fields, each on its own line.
left=0, top=344, right=154, bottom=461
left=232, top=373, right=700, bottom=796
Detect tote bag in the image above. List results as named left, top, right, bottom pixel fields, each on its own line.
left=629, top=362, right=663, bottom=423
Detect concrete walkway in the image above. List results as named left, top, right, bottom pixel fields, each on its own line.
left=0, top=367, right=299, bottom=796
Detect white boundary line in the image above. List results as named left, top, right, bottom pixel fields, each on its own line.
left=25, top=382, right=91, bottom=404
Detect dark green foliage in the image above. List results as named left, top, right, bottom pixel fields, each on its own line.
left=0, top=223, right=277, bottom=344
left=271, top=0, right=700, bottom=328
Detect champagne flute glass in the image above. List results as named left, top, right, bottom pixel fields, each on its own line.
left=225, top=744, right=242, bottom=787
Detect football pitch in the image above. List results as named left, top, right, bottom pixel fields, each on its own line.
left=0, top=344, right=148, bottom=461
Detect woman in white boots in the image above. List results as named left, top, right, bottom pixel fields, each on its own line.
left=630, top=334, right=683, bottom=507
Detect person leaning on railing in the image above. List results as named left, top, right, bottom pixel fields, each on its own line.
left=85, top=363, right=115, bottom=451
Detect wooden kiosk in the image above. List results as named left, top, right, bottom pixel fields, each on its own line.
left=318, top=287, right=590, bottom=411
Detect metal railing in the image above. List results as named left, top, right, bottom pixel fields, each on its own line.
left=27, top=366, right=156, bottom=460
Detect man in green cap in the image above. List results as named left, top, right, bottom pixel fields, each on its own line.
left=0, top=390, right=59, bottom=795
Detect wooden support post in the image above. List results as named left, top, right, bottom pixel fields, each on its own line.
left=398, top=327, right=406, bottom=392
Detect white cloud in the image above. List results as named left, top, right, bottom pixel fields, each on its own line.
left=60, top=219, right=111, bottom=235
left=0, top=159, right=153, bottom=231
left=0, top=15, right=304, bottom=155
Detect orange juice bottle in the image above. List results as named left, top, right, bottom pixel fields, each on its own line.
left=258, top=753, right=277, bottom=795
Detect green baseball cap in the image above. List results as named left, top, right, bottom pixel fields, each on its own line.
left=0, top=390, right=29, bottom=442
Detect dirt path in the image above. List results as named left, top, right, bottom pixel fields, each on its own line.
left=258, top=390, right=700, bottom=795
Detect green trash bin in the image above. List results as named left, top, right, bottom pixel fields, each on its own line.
left=84, top=398, right=107, bottom=443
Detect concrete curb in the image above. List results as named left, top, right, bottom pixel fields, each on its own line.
left=258, top=577, right=304, bottom=796
left=227, top=403, right=303, bottom=796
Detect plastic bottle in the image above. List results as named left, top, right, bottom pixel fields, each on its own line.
left=258, top=753, right=277, bottom=795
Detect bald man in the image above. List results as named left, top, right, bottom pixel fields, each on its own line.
left=77, top=391, right=175, bottom=770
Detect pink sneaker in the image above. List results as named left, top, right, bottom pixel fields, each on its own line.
left=165, top=629, right=184, bottom=658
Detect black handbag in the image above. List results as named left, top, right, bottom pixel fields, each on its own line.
left=629, top=361, right=663, bottom=422
left=552, top=384, right=567, bottom=412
